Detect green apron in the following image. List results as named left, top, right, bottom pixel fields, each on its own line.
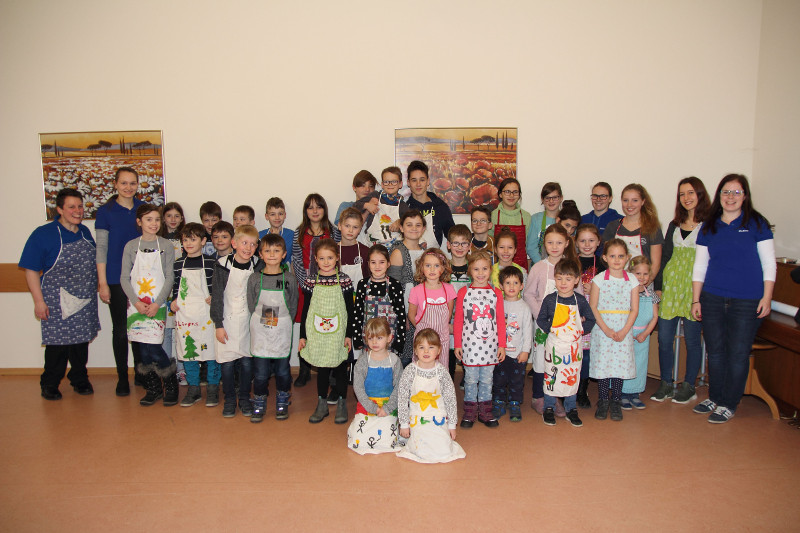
left=300, top=273, right=349, bottom=368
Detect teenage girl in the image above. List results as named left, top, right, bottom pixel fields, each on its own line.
left=492, top=177, right=530, bottom=268
left=581, top=181, right=622, bottom=237
left=526, top=182, right=562, bottom=264
left=575, top=223, right=605, bottom=408
left=589, top=238, right=640, bottom=422
left=352, top=245, right=407, bottom=355
left=602, top=184, right=663, bottom=279
left=556, top=200, right=581, bottom=237
left=120, top=204, right=176, bottom=406
left=620, top=256, right=659, bottom=410
left=491, top=229, right=528, bottom=288
left=299, top=238, right=354, bottom=424
left=159, top=202, right=186, bottom=383
left=524, top=224, right=581, bottom=415
left=388, top=210, right=427, bottom=365
left=408, top=248, right=456, bottom=368
left=292, top=193, right=341, bottom=387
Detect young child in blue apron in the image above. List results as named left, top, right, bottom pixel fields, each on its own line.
left=397, top=328, right=465, bottom=464
left=589, top=239, right=641, bottom=422
left=536, top=259, right=596, bottom=427
left=20, top=188, right=100, bottom=400
left=620, top=256, right=659, bottom=410
left=120, top=204, right=176, bottom=406
left=211, top=225, right=260, bottom=418
left=347, top=317, right=404, bottom=455
left=246, top=233, right=298, bottom=422
left=352, top=245, right=406, bottom=356
left=299, top=238, right=356, bottom=424
left=169, top=223, right=218, bottom=408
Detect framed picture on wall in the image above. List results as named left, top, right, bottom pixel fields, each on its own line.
left=395, top=127, right=517, bottom=214
left=39, top=130, right=165, bottom=220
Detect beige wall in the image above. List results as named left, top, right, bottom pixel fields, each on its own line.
left=1, top=0, right=794, bottom=368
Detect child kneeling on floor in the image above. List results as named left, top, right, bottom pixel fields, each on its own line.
left=347, top=317, right=403, bottom=454
left=247, top=233, right=298, bottom=422
left=536, top=258, right=595, bottom=427
left=396, top=328, right=465, bottom=463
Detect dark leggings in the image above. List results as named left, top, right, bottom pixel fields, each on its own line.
left=317, top=361, right=348, bottom=399
left=598, top=378, right=623, bottom=402
left=580, top=348, right=591, bottom=380
left=532, top=371, right=544, bottom=399
left=108, top=284, right=141, bottom=377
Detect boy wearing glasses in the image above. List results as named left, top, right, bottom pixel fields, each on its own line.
left=469, top=206, right=495, bottom=260
left=447, top=224, right=472, bottom=382
left=581, top=181, right=622, bottom=235
left=354, top=166, right=408, bottom=248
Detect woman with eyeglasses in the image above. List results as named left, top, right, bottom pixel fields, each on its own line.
left=581, top=182, right=622, bottom=241
left=525, top=182, right=563, bottom=265
left=690, top=174, right=775, bottom=424
left=492, top=178, right=530, bottom=268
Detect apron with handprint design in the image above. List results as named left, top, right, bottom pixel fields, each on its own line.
left=543, top=295, right=584, bottom=397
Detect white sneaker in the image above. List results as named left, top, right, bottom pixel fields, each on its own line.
left=708, top=405, right=735, bottom=424
left=692, top=399, right=717, bottom=414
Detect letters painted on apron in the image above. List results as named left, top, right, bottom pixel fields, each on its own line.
left=543, top=295, right=584, bottom=397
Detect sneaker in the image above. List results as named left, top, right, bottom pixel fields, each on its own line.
left=542, top=407, right=556, bottom=426
left=620, top=398, right=633, bottom=410
left=508, top=401, right=522, bottom=422
left=239, top=398, right=253, bottom=417
left=693, top=399, right=717, bottom=414
left=327, top=389, right=339, bottom=405
left=566, top=409, right=583, bottom=427
left=492, top=399, right=506, bottom=419
left=708, top=405, right=735, bottom=424
left=630, top=398, right=646, bottom=410
left=222, top=402, right=236, bottom=418
left=531, top=397, right=544, bottom=414
left=594, top=400, right=609, bottom=420
left=672, top=382, right=698, bottom=404
left=650, top=380, right=674, bottom=402
left=609, top=400, right=623, bottom=421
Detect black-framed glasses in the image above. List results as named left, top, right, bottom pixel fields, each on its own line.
left=501, top=190, right=520, bottom=197
left=543, top=195, right=562, bottom=202
left=471, top=219, right=489, bottom=225
left=590, top=194, right=609, bottom=200
left=382, top=180, right=400, bottom=186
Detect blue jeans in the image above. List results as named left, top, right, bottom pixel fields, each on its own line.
left=221, top=357, right=252, bottom=404
left=253, top=356, right=291, bottom=396
left=544, top=394, right=576, bottom=411
left=700, top=291, right=762, bottom=411
left=657, top=316, right=703, bottom=384
left=134, top=342, right=171, bottom=368
left=464, top=365, right=494, bottom=403
left=185, top=360, right=220, bottom=386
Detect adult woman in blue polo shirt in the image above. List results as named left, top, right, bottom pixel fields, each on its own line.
left=96, top=167, right=144, bottom=396
left=691, top=174, right=775, bottom=423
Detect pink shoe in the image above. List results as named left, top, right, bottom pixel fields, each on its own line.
left=555, top=398, right=566, bottom=418
left=531, top=397, right=544, bottom=414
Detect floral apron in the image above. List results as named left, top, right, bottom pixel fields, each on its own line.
left=543, top=295, right=584, bottom=397
left=126, top=238, right=166, bottom=344
left=300, top=274, right=349, bottom=368
left=175, top=268, right=215, bottom=361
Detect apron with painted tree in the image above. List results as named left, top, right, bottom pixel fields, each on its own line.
left=396, top=367, right=465, bottom=464
left=347, top=354, right=400, bottom=455
left=174, top=268, right=215, bottom=361
left=126, top=239, right=167, bottom=344
left=413, top=284, right=451, bottom=367
left=532, top=263, right=557, bottom=373
left=300, top=274, right=349, bottom=368
left=543, top=295, right=584, bottom=397
left=216, top=265, right=252, bottom=363
left=40, top=225, right=100, bottom=345
left=250, top=270, right=293, bottom=358
left=366, top=198, right=401, bottom=248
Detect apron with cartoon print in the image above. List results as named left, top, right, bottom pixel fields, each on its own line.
left=366, top=198, right=401, bottom=248
left=543, top=295, right=584, bottom=397
left=396, top=367, right=465, bottom=464
left=532, top=263, right=557, bottom=373
left=40, top=225, right=100, bottom=345
left=460, top=286, right=500, bottom=366
left=300, top=274, right=349, bottom=368
left=363, top=279, right=399, bottom=343
left=126, top=239, right=167, bottom=344
left=495, top=209, right=528, bottom=267
left=250, top=270, right=293, bottom=358
left=413, top=284, right=451, bottom=367
left=216, top=264, right=253, bottom=363
left=347, top=354, right=400, bottom=455
left=174, top=268, right=216, bottom=361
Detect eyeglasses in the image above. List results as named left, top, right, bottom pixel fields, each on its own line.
left=382, top=180, right=400, bottom=186
left=590, top=194, right=609, bottom=200
left=543, top=195, right=562, bottom=202
left=450, top=241, right=470, bottom=248
left=721, top=190, right=744, bottom=197
left=501, top=190, right=520, bottom=197
left=471, top=219, right=489, bottom=225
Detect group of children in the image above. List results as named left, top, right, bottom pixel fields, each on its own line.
left=114, top=162, right=663, bottom=464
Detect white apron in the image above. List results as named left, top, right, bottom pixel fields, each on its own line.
left=126, top=238, right=166, bottom=344
left=532, top=266, right=557, bottom=373
left=216, top=265, right=252, bottom=363
left=250, top=271, right=293, bottom=358
left=616, top=222, right=643, bottom=267
left=543, top=295, right=584, bottom=397
left=175, top=268, right=216, bottom=362
left=419, top=210, right=437, bottom=250
left=366, top=200, right=401, bottom=248
left=396, top=368, right=465, bottom=464
left=347, top=354, right=400, bottom=455
left=165, top=238, right=182, bottom=330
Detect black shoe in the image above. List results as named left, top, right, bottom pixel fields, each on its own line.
left=460, top=419, right=474, bottom=429
left=543, top=407, right=556, bottom=426
left=73, top=382, right=94, bottom=395
left=41, top=387, right=62, bottom=401
left=566, top=409, right=583, bottom=427
left=595, top=400, right=609, bottom=420
left=115, top=379, right=130, bottom=397
left=609, top=400, right=623, bottom=421
left=239, top=398, right=253, bottom=417
left=576, top=379, right=591, bottom=409
left=294, top=364, right=310, bottom=387
left=326, top=388, right=339, bottom=405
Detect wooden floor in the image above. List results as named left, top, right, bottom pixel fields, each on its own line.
left=1, top=372, right=798, bottom=532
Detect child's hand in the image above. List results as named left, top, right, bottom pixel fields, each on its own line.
left=134, top=300, right=148, bottom=315
left=145, top=302, right=160, bottom=317
left=399, top=427, right=410, bottom=439
left=389, top=220, right=401, bottom=233
left=365, top=198, right=380, bottom=215
left=376, top=406, right=388, bottom=417
left=344, top=337, right=352, bottom=351
left=497, top=347, right=506, bottom=363
left=170, top=300, right=180, bottom=312
left=583, top=282, right=591, bottom=294
left=454, top=348, right=463, bottom=361
left=449, top=428, right=457, bottom=440
left=216, top=328, right=228, bottom=344
left=518, top=351, right=529, bottom=364
left=635, top=332, right=647, bottom=343
left=298, top=338, right=306, bottom=351
left=205, top=296, right=212, bottom=305
left=612, top=330, right=625, bottom=342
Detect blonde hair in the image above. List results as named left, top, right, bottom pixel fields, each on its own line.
left=413, top=328, right=442, bottom=351
left=413, top=248, right=451, bottom=283
left=467, top=250, right=493, bottom=268
left=233, top=224, right=259, bottom=241
left=364, top=317, right=391, bottom=339
left=621, top=183, right=660, bottom=237
left=628, top=255, right=652, bottom=272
